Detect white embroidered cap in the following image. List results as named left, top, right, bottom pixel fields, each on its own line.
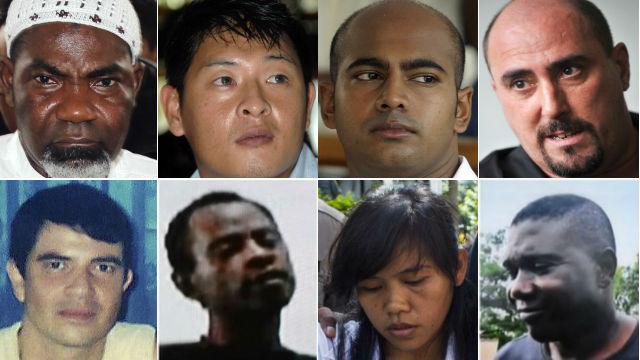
left=5, top=0, right=141, bottom=64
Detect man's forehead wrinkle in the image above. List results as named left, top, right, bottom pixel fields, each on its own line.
left=14, top=23, right=132, bottom=71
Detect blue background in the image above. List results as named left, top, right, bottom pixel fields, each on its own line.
left=0, top=180, right=157, bottom=328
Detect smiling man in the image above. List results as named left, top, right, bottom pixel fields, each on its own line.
left=161, top=191, right=314, bottom=359
left=499, top=194, right=638, bottom=359
left=480, top=0, right=638, bottom=178
left=320, top=0, right=475, bottom=178
left=0, top=0, right=156, bottom=178
left=160, top=0, right=317, bottom=178
left=0, top=183, right=155, bottom=360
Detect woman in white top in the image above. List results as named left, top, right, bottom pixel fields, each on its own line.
left=318, top=185, right=477, bottom=360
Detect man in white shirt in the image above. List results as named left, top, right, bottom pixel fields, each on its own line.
left=0, top=0, right=157, bottom=178
left=0, top=183, right=155, bottom=360
left=320, top=0, right=476, bottom=178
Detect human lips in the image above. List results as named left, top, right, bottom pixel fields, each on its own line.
left=235, top=128, right=274, bottom=147
left=254, top=269, right=290, bottom=286
left=386, top=322, right=418, bottom=338
left=58, top=308, right=97, bottom=323
left=543, top=129, right=586, bottom=147
left=370, top=122, right=417, bottom=139
left=516, top=307, right=546, bottom=324
left=52, top=137, right=101, bottom=148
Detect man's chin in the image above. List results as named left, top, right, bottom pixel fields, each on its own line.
left=42, top=145, right=112, bottom=178
left=539, top=148, right=604, bottom=177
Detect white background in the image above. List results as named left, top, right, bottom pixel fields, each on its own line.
left=157, top=180, right=317, bottom=355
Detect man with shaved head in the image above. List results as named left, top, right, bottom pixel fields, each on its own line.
left=499, top=194, right=638, bottom=359
left=480, top=0, right=638, bottom=177
left=320, top=0, right=476, bottom=178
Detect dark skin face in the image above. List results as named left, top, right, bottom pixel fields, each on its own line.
left=0, top=23, right=144, bottom=177
left=503, top=218, right=609, bottom=343
left=186, top=202, right=295, bottom=312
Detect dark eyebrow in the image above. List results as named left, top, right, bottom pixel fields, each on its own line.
left=500, top=54, right=590, bottom=86
left=27, top=59, right=64, bottom=77
left=400, top=58, right=446, bottom=73
left=346, top=57, right=387, bottom=72
left=36, top=252, right=70, bottom=262
left=548, top=54, right=589, bottom=72
left=204, top=59, right=238, bottom=68
left=398, top=263, right=432, bottom=275
left=91, top=256, right=123, bottom=266
left=500, top=68, right=534, bottom=86
left=86, top=64, right=127, bottom=78
left=265, top=54, right=296, bottom=65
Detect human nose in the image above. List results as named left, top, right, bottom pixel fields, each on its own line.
left=539, top=80, right=569, bottom=119
left=237, top=81, right=271, bottom=118
left=66, top=267, right=96, bottom=298
left=244, top=238, right=276, bottom=270
left=375, top=73, right=407, bottom=111
left=508, top=269, right=536, bottom=303
left=55, top=84, right=97, bottom=123
left=384, top=283, right=410, bottom=317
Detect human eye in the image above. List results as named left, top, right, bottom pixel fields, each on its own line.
left=94, top=78, right=116, bottom=88
left=213, top=76, right=235, bottom=86
left=357, top=280, right=382, bottom=293
left=411, top=74, right=439, bottom=84
left=266, top=74, right=289, bottom=84
left=43, top=259, right=66, bottom=272
left=94, top=263, right=117, bottom=274
left=354, top=72, right=383, bottom=81
left=404, top=277, right=426, bottom=286
left=559, top=65, right=581, bottom=78
left=530, top=261, right=554, bottom=275
left=34, top=74, right=57, bottom=86
left=510, top=79, right=531, bottom=90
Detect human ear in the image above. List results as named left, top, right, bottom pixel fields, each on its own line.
left=304, top=82, right=316, bottom=130
left=0, top=57, right=15, bottom=108
left=319, top=81, right=336, bottom=129
left=595, top=248, right=617, bottom=288
left=132, top=62, right=146, bottom=99
left=455, top=249, right=468, bottom=286
left=171, top=272, right=193, bottom=297
left=160, top=84, right=186, bottom=137
left=7, top=260, right=25, bottom=302
left=454, top=87, right=473, bottom=133
left=611, top=43, right=630, bottom=91
left=122, top=269, right=134, bottom=291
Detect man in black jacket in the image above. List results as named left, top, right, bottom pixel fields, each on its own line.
left=161, top=191, right=314, bottom=359
left=480, top=0, right=638, bottom=178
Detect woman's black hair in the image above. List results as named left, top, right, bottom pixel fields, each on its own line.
left=325, top=185, right=477, bottom=360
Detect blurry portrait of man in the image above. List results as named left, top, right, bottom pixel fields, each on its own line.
left=480, top=181, right=638, bottom=359
left=158, top=181, right=316, bottom=359
left=0, top=181, right=157, bottom=360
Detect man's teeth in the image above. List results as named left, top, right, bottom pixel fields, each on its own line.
left=552, top=132, right=574, bottom=140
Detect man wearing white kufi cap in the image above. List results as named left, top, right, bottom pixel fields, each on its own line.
left=0, top=0, right=156, bottom=178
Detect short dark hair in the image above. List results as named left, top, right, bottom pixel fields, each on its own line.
left=165, top=191, right=277, bottom=298
left=10, top=183, right=134, bottom=276
left=329, top=0, right=465, bottom=89
left=511, top=194, right=616, bottom=252
left=483, top=0, right=613, bottom=72
left=326, top=185, right=476, bottom=360
left=164, top=0, right=313, bottom=96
